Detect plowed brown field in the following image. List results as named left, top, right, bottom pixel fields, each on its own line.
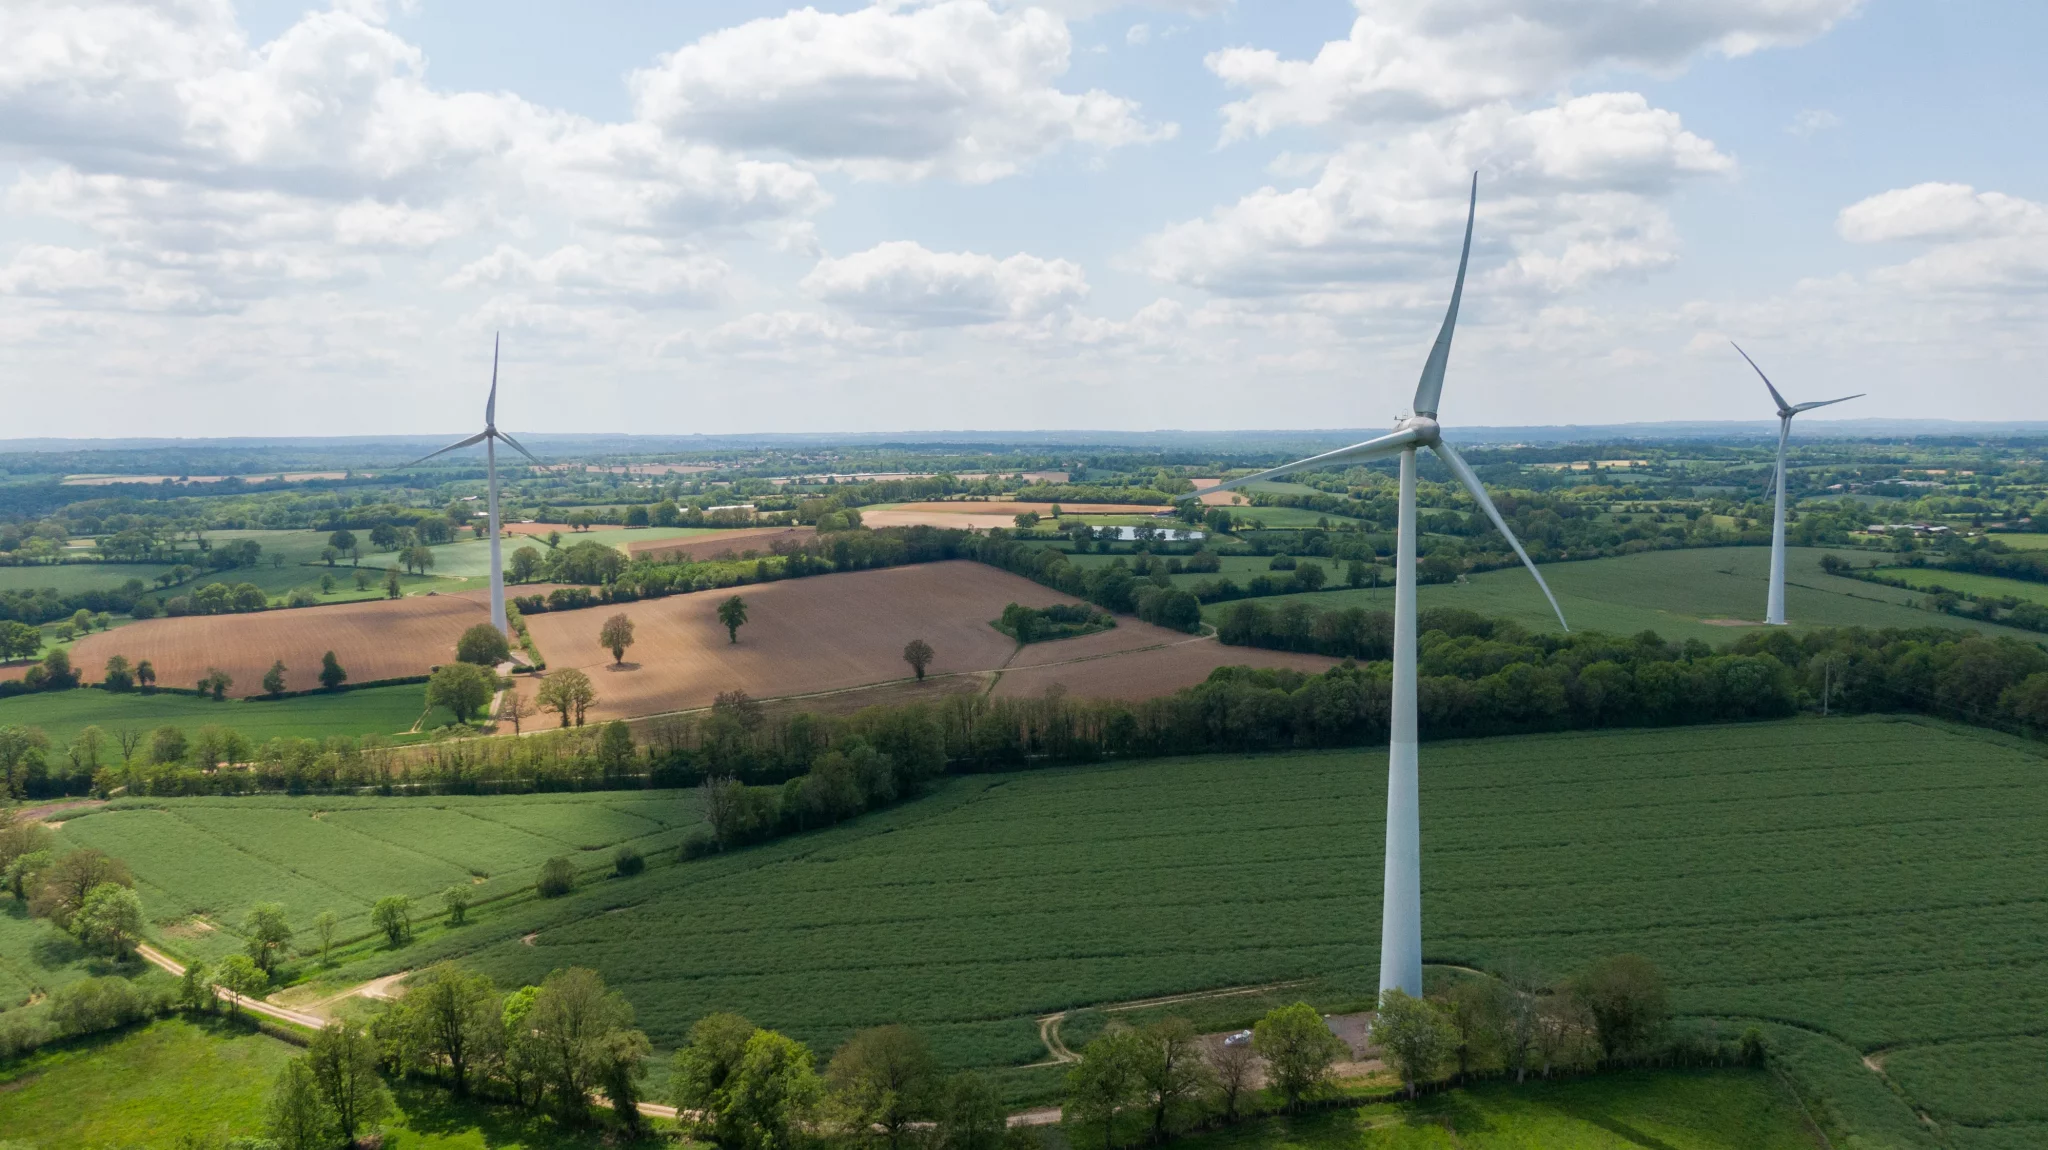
left=515, top=561, right=1283, bottom=722
left=627, top=526, right=815, bottom=561
left=859, top=501, right=1168, bottom=530
left=993, top=639, right=1340, bottom=699
left=22, top=594, right=488, bottom=695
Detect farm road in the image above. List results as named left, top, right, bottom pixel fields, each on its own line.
left=135, top=943, right=327, bottom=1029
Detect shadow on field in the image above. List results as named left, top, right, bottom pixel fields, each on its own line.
left=390, top=1081, right=648, bottom=1147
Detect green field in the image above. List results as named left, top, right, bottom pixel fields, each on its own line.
left=24, top=716, right=2044, bottom=1146
left=43, top=790, right=703, bottom=966
left=1878, top=565, right=2048, bottom=606
left=1984, top=532, right=2048, bottom=550
left=0, top=683, right=457, bottom=746
left=0, top=563, right=167, bottom=594
left=165, top=715, right=2013, bottom=1148
left=1207, top=545, right=2045, bottom=647
left=1177, top=1070, right=1813, bottom=1150
left=0, top=1016, right=635, bottom=1148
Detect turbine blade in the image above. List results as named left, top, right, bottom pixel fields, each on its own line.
left=1731, top=342, right=1794, bottom=417
left=1411, top=172, right=1477, bottom=419
left=1792, top=393, right=1864, bottom=413
left=1177, top=427, right=1422, bottom=501
left=400, top=430, right=489, bottom=468
left=486, top=332, right=499, bottom=428
left=1432, top=439, right=1569, bottom=632
left=494, top=430, right=544, bottom=465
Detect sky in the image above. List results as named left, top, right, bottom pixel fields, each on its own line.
left=1, top=0, right=2043, bottom=439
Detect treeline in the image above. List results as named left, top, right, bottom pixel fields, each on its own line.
left=0, top=577, right=158, bottom=625
left=1824, top=557, right=2048, bottom=635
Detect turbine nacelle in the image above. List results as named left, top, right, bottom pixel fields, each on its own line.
left=1398, top=415, right=1441, bottom=445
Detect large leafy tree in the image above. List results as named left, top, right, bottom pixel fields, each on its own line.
left=1251, top=1002, right=1348, bottom=1111
left=827, top=1024, right=937, bottom=1150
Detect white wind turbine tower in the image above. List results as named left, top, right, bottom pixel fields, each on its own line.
left=1186, top=174, right=1568, bottom=999
left=404, top=334, right=543, bottom=638
left=1731, top=344, right=1861, bottom=626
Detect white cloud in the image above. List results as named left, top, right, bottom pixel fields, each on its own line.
left=628, top=0, right=1173, bottom=183
left=1787, top=108, right=1840, bottom=136
left=1838, top=183, right=2045, bottom=245
left=803, top=241, right=1090, bottom=326
left=443, top=240, right=730, bottom=308
left=1208, top=0, right=1864, bottom=139
left=1126, top=23, right=1151, bottom=45
left=1140, top=94, right=1731, bottom=300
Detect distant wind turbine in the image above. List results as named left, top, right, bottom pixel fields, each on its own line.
left=1185, top=174, right=1567, bottom=1000
left=404, top=334, right=542, bottom=638
left=1731, top=344, right=1861, bottom=626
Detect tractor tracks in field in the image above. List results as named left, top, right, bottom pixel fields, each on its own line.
left=1029, top=979, right=1314, bottom=1066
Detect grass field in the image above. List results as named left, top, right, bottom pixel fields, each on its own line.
left=1174, top=1070, right=1814, bottom=1150
left=1206, top=545, right=2045, bottom=647
left=1984, top=532, right=2048, bottom=550
left=0, top=563, right=166, bottom=594
left=0, top=682, right=455, bottom=746
left=42, top=790, right=703, bottom=967
left=0, top=1017, right=637, bottom=1148
left=1877, top=565, right=2048, bottom=606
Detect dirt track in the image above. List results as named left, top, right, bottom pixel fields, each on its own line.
left=24, top=593, right=487, bottom=695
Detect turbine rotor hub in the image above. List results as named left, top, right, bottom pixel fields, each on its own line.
left=1399, top=415, right=1441, bottom=445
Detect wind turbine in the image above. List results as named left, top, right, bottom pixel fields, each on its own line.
left=1184, top=174, right=1567, bottom=1000
left=404, top=334, right=542, bottom=638
left=1731, top=344, right=1861, bottom=626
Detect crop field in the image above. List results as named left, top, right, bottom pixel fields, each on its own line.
left=628, top=525, right=817, bottom=561
left=268, top=715, right=2035, bottom=1147
left=1877, top=564, right=2048, bottom=606
left=7, top=592, right=492, bottom=695
left=0, top=562, right=166, bottom=594
left=1983, top=532, right=2048, bottom=550
left=0, top=682, right=454, bottom=745
left=515, top=561, right=1220, bottom=721
left=862, top=501, right=1168, bottom=530
left=991, top=637, right=1338, bottom=698
left=39, top=790, right=702, bottom=967
left=1215, top=545, right=2045, bottom=647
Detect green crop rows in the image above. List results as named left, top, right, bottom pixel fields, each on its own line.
left=45, top=791, right=702, bottom=965
left=0, top=683, right=456, bottom=746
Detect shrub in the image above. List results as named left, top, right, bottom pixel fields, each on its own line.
left=537, top=856, right=575, bottom=898
left=613, top=844, right=645, bottom=877
left=679, top=830, right=716, bottom=860
left=47, top=976, right=158, bottom=1037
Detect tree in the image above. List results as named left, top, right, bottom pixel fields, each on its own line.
left=599, top=612, right=636, bottom=665
left=29, top=848, right=132, bottom=929
left=537, top=855, right=574, bottom=898
left=150, top=725, right=186, bottom=764
left=902, top=639, right=934, bottom=682
left=499, top=690, right=537, bottom=734
left=536, top=668, right=595, bottom=727
left=728, top=1027, right=825, bottom=1150
left=718, top=595, right=749, bottom=644
left=262, top=659, right=288, bottom=697
left=244, top=902, right=294, bottom=975
left=198, top=667, right=232, bottom=700
left=385, top=567, right=402, bottom=598
left=73, top=882, right=145, bottom=958
left=267, top=1058, right=334, bottom=1150
left=510, top=545, right=542, bottom=582
left=829, top=1024, right=937, bottom=1150
left=1373, top=990, right=1456, bottom=1098
left=372, top=894, right=412, bottom=947
left=3, top=845, right=52, bottom=902
left=216, top=953, right=268, bottom=1017
left=456, top=623, right=512, bottom=666
left=1207, top=1038, right=1258, bottom=1121
left=313, top=909, right=340, bottom=965
left=1573, top=954, right=1668, bottom=1061
left=1135, top=1016, right=1213, bottom=1140
left=442, top=883, right=473, bottom=925
left=674, top=1011, right=759, bottom=1144
left=599, top=720, right=635, bottom=773
left=427, top=661, right=496, bottom=724
left=307, top=1020, right=393, bottom=1144
left=1252, top=1002, right=1347, bottom=1111
left=135, top=659, right=156, bottom=689
left=103, top=654, right=134, bottom=691
left=178, top=959, right=216, bottom=1013
left=935, top=1071, right=1006, bottom=1150
left=526, top=966, right=650, bottom=1123
left=1065, top=1024, right=1146, bottom=1150
left=393, top=962, right=500, bottom=1096
left=328, top=529, right=356, bottom=555
left=318, top=650, right=347, bottom=690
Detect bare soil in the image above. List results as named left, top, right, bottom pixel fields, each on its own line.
left=24, top=593, right=488, bottom=695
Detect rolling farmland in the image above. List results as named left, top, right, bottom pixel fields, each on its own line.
left=237, top=714, right=2037, bottom=1147
left=516, top=561, right=1319, bottom=721
left=1218, top=545, right=2047, bottom=647
left=0, top=682, right=454, bottom=745
left=11, top=592, right=490, bottom=695
left=40, top=791, right=703, bottom=968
